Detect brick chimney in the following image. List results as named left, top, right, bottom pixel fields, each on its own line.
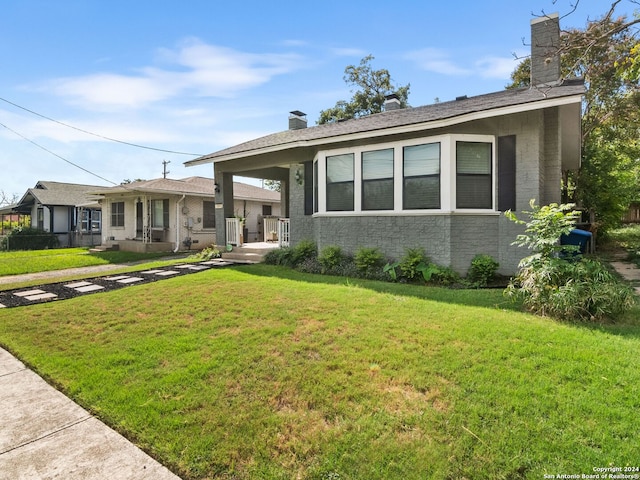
left=383, top=93, right=402, bottom=111
left=288, top=110, right=307, bottom=130
left=530, top=13, right=561, bottom=86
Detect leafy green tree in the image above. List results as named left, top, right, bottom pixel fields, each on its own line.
left=318, top=55, right=410, bottom=124
left=507, top=2, right=640, bottom=234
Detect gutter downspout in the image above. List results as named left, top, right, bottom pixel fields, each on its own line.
left=174, top=194, right=186, bottom=253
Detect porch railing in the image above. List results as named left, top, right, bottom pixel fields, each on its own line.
left=278, top=218, right=290, bottom=247
left=226, top=217, right=242, bottom=246
left=263, top=216, right=278, bottom=242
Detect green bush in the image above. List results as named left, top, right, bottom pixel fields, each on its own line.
left=291, top=239, right=317, bottom=265
left=468, top=254, right=499, bottom=287
left=399, top=247, right=430, bottom=282
left=507, top=258, right=635, bottom=321
left=264, top=247, right=295, bottom=267
left=1, top=226, right=59, bottom=251
left=506, top=200, right=635, bottom=321
left=264, top=240, right=317, bottom=268
left=189, top=245, right=221, bottom=261
left=430, top=265, right=461, bottom=286
left=354, top=247, right=384, bottom=274
left=318, top=245, right=345, bottom=273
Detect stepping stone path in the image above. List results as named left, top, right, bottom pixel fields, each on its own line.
left=0, top=260, right=237, bottom=309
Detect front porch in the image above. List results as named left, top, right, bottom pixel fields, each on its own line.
left=224, top=216, right=290, bottom=248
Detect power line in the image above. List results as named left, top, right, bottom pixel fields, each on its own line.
left=0, top=96, right=204, bottom=156
left=0, top=120, right=118, bottom=186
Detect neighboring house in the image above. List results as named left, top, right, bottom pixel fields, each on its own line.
left=0, top=204, right=30, bottom=235
left=91, top=176, right=280, bottom=253
left=185, top=15, right=584, bottom=275
left=11, top=181, right=103, bottom=247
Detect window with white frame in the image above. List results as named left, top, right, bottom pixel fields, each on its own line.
left=326, top=153, right=354, bottom=211
left=456, top=141, right=493, bottom=209
left=362, top=148, right=394, bottom=210
left=91, top=210, right=101, bottom=231
left=81, top=209, right=101, bottom=232
left=111, top=202, right=124, bottom=227
left=151, top=199, right=169, bottom=228
left=403, top=143, right=440, bottom=210
left=316, top=134, right=494, bottom=214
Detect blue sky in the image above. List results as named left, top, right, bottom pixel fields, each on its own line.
left=1, top=0, right=637, bottom=200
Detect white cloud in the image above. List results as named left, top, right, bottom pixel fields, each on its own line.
left=475, top=56, right=519, bottom=79
left=404, top=48, right=471, bottom=76
left=39, top=38, right=304, bottom=110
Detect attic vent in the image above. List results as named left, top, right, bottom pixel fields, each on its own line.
left=456, top=95, right=468, bottom=101
left=289, top=110, right=307, bottom=130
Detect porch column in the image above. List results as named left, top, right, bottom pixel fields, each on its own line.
left=214, top=165, right=234, bottom=247
left=280, top=177, right=289, bottom=218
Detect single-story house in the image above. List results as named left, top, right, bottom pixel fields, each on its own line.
left=185, top=14, right=585, bottom=275
left=91, top=176, right=280, bottom=252
left=11, top=181, right=104, bottom=247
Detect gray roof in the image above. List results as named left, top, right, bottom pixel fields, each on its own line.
left=17, top=181, right=105, bottom=210
left=186, top=80, right=585, bottom=166
left=91, top=176, right=280, bottom=203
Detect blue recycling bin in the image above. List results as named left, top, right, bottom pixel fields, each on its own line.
left=560, top=228, right=592, bottom=254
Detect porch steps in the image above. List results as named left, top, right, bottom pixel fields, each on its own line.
left=220, top=245, right=273, bottom=264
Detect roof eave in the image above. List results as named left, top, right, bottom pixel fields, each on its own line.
left=188, top=92, right=584, bottom=165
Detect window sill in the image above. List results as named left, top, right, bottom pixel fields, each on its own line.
left=312, top=210, right=500, bottom=217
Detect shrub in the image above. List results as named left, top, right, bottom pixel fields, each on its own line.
left=399, top=247, right=430, bottom=282
left=291, top=239, right=317, bottom=265
left=264, top=247, right=295, bottom=267
left=506, top=257, right=635, bottom=321
left=505, top=200, right=635, bottom=321
left=1, top=226, right=59, bottom=251
left=318, top=245, right=345, bottom=273
left=296, top=256, right=322, bottom=274
left=265, top=240, right=317, bottom=268
left=468, top=254, right=499, bottom=287
left=430, top=265, right=461, bottom=286
left=190, top=245, right=221, bottom=261
left=354, top=247, right=384, bottom=275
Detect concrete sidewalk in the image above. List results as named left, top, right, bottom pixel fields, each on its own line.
left=0, top=348, right=181, bottom=480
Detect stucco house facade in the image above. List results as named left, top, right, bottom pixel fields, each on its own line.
left=185, top=15, right=585, bottom=275
left=92, top=176, right=280, bottom=252
left=11, top=181, right=103, bottom=247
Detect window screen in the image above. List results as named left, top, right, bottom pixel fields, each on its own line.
left=362, top=149, right=394, bottom=210
left=456, top=142, right=492, bottom=209
left=203, top=201, right=216, bottom=228
left=403, top=143, right=440, bottom=209
left=326, top=154, right=354, bottom=211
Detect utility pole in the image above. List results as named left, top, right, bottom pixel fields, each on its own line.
left=162, top=160, right=170, bottom=179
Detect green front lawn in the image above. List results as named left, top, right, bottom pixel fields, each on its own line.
left=0, top=265, right=638, bottom=479
left=0, top=248, right=173, bottom=277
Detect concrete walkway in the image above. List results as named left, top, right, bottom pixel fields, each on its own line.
left=609, top=253, right=640, bottom=296
left=0, top=348, right=181, bottom=479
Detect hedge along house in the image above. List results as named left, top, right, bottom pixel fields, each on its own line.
left=92, top=176, right=280, bottom=253
left=11, top=180, right=104, bottom=247
left=185, top=15, right=585, bottom=275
